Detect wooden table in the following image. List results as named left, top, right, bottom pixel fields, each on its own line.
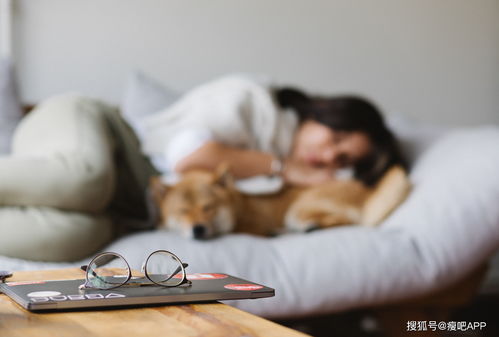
left=0, top=268, right=309, bottom=337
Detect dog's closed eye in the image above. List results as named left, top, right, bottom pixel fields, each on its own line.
left=202, top=204, right=216, bottom=213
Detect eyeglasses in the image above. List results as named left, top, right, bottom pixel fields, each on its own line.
left=79, top=250, right=192, bottom=290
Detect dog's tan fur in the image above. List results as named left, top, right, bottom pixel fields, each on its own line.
left=150, top=165, right=411, bottom=239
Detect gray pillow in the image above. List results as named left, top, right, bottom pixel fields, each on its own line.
left=0, top=57, right=22, bottom=154
left=121, top=70, right=180, bottom=138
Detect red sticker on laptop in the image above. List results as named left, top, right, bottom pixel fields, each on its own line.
left=173, top=273, right=228, bottom=280
left=224, top=284, right=263, bottom=291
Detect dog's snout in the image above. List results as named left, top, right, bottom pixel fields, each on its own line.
left=193, top=224, right=207, bottom=239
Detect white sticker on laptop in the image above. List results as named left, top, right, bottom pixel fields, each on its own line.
left=27, top=291, right=62, bottom=297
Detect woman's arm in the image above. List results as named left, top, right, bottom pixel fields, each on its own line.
left=174, top=141, right=274, bottom=178
left=174, top=141, right=335, bottom=185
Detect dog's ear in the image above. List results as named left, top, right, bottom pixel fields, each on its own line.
left=213, top=162, right=234, bottom=188
left=149, top=176, right=169, bottom=205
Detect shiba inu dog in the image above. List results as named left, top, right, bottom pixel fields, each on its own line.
left=150, top=165, right=410, bottom=239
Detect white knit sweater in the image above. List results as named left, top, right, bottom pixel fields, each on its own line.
left=138, top=75, right=298, bottom=173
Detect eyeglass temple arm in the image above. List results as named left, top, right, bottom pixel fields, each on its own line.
left=172, top=263, right=188, bottom=275
left=80, top=265, right=99, bottom=279
left=176, top=263, right=191, bottom=285
left=139, top=260, right=190, bottom=286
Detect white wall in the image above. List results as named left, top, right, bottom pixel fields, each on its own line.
left=11, top=0, right=499, bottom=125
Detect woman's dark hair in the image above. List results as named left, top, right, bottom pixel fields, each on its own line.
left=275, top=87, right=407, bottom=186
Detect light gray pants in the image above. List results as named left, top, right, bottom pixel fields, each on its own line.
left=0, top=94, right=156, bottom=261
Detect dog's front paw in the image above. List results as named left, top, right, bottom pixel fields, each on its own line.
left=283, top=213, right=321, bottom=233
left=284, top=207, right=360, bottom=233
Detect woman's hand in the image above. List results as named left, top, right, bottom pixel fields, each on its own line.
left=175, top=141, right=277, bottom=179
left=282, top=159, right=335, bottom=186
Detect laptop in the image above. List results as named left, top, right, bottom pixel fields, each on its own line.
left=0, top=273, right=274, bottom=312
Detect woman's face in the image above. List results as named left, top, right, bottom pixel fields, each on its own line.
left=291, top=120, right=372, bottom=169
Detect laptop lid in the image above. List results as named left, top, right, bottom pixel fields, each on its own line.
left=0, top=273, right=274, bottom=312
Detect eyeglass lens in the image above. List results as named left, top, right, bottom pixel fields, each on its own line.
left=145, top=251, right=185, bottom=286
left=87, top=253, right=130, bottom=290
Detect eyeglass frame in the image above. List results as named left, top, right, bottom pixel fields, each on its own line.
left=79, top=250, right=192, bottom=290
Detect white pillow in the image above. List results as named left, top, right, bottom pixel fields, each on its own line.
left=387, top=113, right=450, bottom=166
left=0, top=58, right=22, bottom=154
left=120, top=70, right=180, bottom=138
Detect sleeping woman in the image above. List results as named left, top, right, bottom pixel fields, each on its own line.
left=0, top=74, right=405, bottom=261
left=138, top=75, right=405, bottom=187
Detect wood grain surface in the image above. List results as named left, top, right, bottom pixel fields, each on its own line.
left=0, top=268, right=309, bottom=337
